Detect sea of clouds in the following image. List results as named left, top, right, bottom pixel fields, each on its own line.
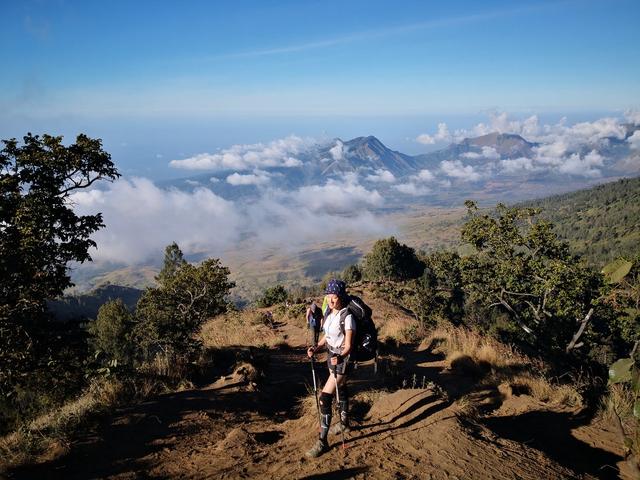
left=71, top=111, right=639, bottom=265
left=71, top=171, right=387, bottom=265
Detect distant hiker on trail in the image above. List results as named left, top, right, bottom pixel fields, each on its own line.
left=305, top=279, right=355, bottom=458
left=306, top=302, right=324, bottom=345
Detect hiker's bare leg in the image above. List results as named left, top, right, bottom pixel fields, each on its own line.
left=321, top=371, right=346, bottom=394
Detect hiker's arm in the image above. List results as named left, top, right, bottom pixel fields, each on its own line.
left=307, top=336, right=326, bottom=357
left=341, top=329, right=354, bottom=357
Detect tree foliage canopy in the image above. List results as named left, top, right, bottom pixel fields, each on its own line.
left=156, top=242, right=187, bottom=286
left=88, top=299, right=134, bottom=366
left=362, top=236, right=424, bottom=281
left=460, top=201, right=606, bottom=353
left=0, top=134, right=119, bottom=431
left=135, top=251, right=235, bottom=359
left=0, top=134, right=119, bottom=318
left=341, top=264, right=363, bottom=284
left=0, top=133, right=118, bottom=430
left=256, top=284, right=288, bottom=308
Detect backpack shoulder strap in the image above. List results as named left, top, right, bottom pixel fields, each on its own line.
left=339, top=307, right=349, bottom=335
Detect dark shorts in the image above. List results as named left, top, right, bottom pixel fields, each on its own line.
left=327, top=354, right=351, bottom=376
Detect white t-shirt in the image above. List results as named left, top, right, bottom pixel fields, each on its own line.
left=323, top=307, right=356, bottom=354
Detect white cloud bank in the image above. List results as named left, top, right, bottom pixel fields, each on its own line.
left=226, top=170, right=273, bottom=186
left=393, top=182, right=431, bottom=196
left=329, top=140, right=344, bottom=161
left=628, top=130, right=640, bottom=150
left=416, top=123, right=450, bottom=145
left=440, top=160, right=483, bottom=182
left=462, top=146, right=500, bottom=160
left=70, top=175, right=387, bottom=264
left=71, top=178, right=241, bottom=264
left=417, top=111, right=639, bottom=179
left=169, top=135, right=314, bottom=171
left=393, top=168, right=436, bottom=196
left=366, top=169, right=396, bottom=183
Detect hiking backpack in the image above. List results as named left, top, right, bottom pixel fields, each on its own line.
left=339, top=295, right=378, bottom=362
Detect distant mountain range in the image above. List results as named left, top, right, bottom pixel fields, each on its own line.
left=159, top=125, right=640, bottom=205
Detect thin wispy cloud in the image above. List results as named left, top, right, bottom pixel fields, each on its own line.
left=205, top=2, right=565, bottom=60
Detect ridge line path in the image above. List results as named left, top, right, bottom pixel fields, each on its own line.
left=9, top=315, right=626, bottom=479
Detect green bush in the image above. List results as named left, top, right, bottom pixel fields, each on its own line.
left=87, top=299, right=134, bottom=366
left=459, top=201, right=608, bottom=355
left=256, top=284, right=288, bottom=307
left=134, top=250, right=235, bottom=363
left=362, top=237, right=424, bottom=281
left=342, top=264, right=363, bottom=284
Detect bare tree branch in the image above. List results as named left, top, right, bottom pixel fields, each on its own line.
left=494, top=292, right=535, bottom=335
left=566, top=308, right=593, bottom=353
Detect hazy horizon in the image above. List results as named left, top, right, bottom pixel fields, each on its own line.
left=2, top=1, right=639, bottom=179
left=2, top=0, right=639, bottom=267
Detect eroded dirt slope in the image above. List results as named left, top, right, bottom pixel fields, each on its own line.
left=8, top=299, right=628, bottom=480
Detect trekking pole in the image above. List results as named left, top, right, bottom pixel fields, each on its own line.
left=310, top=354, right=322, bottom=429
left=332, top=360, right=346, bottom=451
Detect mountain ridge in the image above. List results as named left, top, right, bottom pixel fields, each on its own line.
left=161, top=127, right=639, bottom=206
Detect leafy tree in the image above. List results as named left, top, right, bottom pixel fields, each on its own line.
left=256, top=284, right=288, bottom=308
left=342, top=264, right=362, bottom=284
left=88, top=299, right=134, bottom=366
left=0, top=134, right=119, bottom=317
left=362, top=237, right=424, bottom=281
left=607, top=350, right=640, bottom=476
left=602, top=257, right=640, bottom=346
left=459, top=201, right=605, bottom=354
left=135, top=256, right=235, bottom=361
left=412, top=251, right=465, bottom=325
left=156, top=242, right=187, bottom=285
left=0, top=133, right=118, bottom=415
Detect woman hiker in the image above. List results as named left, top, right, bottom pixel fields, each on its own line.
left=305, top=279, right=355, bottom=458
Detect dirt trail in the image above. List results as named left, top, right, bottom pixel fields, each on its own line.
left=8, top=314, right=628, bottom=480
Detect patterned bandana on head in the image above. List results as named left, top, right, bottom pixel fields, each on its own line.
left=325, top=279, right=346, bottom=297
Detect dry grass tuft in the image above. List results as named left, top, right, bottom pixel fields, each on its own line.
left=378, top=315, right=423, bottom=343
left=600, top=383, right=634, bottom=422
left=0, top=375, right=173, bottom=472
left=448, top=352, right=485, bottom=377
left=200, top=310, right=286, bottom=349
left=508, top=374, right=582, bottom=407
left=425, top=325, right=532, bottom=373
left=425, top=325, right=582, bottom=408
left=0, top=378, right=130, bottom=471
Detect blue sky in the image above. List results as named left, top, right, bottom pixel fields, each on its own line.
left=1, top=0, right=639, bottom=179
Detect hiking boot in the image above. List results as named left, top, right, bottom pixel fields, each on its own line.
left=305, top=439, right=329, bottom=458
left=329, top=422, right=351, bottom=435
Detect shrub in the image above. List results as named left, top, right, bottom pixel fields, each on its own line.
left=459, top=201, right=608, bottom=356
left=256, top=284, right=288, bottom=307
left=342, top=264, right=363, bottom=284
left=87, top=299, right=134, bottom=366
left=135, top=252, right=235, bottom=364
left=362, top=237, right=424, bottom=281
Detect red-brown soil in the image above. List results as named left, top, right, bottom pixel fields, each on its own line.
left=6, top=310, right=630, bottom=480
